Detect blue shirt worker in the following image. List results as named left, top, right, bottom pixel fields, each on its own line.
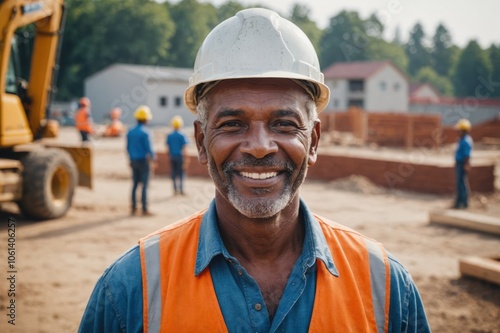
left=79, top=8, right=431, bottom=332
left=166, top=115, right=188, bottom=195
left=126, top=105, right=156, bottom=216
left=453, top=118, right=473, bottom=209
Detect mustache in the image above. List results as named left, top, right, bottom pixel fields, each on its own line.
left=222, top=155, right=295, bottom=173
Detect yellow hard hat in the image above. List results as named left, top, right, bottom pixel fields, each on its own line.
left=134, top=105, right=152, bottom=121
left=171, top=115, right=184, bottom=129
left=454, top=118, right=471, bottom=132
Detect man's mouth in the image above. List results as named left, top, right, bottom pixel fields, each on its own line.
left=240, top=171, right=278, bottom=180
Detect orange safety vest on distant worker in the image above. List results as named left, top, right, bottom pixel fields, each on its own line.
left=140, top=211, right=391, bottom=333
left=74, top=107, right=93, bottom=133
left=104, top=120, right=124, bottom=137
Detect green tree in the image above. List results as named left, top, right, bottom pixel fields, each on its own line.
left=320, top=11, right=370, bottom=68
left=415, top=66, right=453, bottom=96
left=453, top=40, right=492, bottom=97
left=167, top=0, right=218, bottom=68
left=365, top=13, right=383, bottom=38
left=289, top=4, right=322, bottom=52
left=431, top=23, right=453, bottom=76
left=58, top=0, right=174, bottom=100
left=405, top=23, right=432, bottom=76
left=488, top=44, right=500, bottom=97
left=217, top=1, right=246, bottom=21
left=392, top=26, right=403, bottom=46
left=366, top=39, right=408, bottom=72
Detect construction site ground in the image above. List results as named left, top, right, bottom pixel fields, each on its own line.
left=0, top=127, right=499, bottom=333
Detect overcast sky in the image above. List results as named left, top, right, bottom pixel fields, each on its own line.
left=198, top=0, right=499, bottom=49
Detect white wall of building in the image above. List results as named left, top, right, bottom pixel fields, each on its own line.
left=326, top=79, right=348, bottom=110
left=85, top=65, right=196, bottom=127
left=409, top=104, right=500, bottom=125
left=85, top=66, right=143, bottom=124
left=365, top=66, right=408, bottom=112
left=143, top=79, right=195, bottom=127
left=412, top=85, right=440, bottom=102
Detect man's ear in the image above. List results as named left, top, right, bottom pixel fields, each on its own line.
left=308, top=120, right=321, bottom=166
left=194, top=120, right=208, bottom=165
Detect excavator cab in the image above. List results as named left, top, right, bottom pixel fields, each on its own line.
left=0, top=0, right=92, bottom=220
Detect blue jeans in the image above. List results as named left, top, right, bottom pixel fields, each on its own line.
left=131, top=159, right=150, bottom=211
left=170, top=155, right=184, bottom=194
left=79, top=130, right=90, bottom=142
left=454, top=162, right=469, bottom=208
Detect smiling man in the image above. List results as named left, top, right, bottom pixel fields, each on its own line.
left=79, top=8, right=431, bottom=333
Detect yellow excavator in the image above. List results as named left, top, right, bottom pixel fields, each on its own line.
left=0, top=0, right=92, bottom=220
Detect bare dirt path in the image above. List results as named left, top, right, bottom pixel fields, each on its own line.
left=0, top=128, right=498, bottom=333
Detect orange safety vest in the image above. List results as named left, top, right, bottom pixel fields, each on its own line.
left=140, top=211, right=391, bottom=333
left=104, top=120, right=124, bottom=137
left=74, top=107, right=93, bottom=133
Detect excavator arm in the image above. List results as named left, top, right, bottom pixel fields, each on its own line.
left=0, top=0, right=64, bottom=143
left=0, top=0, right=92, bottom=204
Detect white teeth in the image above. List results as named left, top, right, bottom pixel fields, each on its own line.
left=240, top=171, right=278, bottom=180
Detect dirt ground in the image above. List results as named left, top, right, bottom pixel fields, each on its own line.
left=0, top=127, right=499, bottom=333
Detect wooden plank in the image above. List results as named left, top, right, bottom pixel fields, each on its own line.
left=429, top=210, right=500, bottom=235
left=459, top=256, right=500, bottom=285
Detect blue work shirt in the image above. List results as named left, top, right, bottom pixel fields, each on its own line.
left=166, top=130, right=188, bottom=157
left=78, top=200, right=430, bottom=333
left=455, top=134, right=473, bottom=163
left=126, top=124, right=155, bottom=161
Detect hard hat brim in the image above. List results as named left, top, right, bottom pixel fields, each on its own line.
left=184, top=75, right=330, bottom=114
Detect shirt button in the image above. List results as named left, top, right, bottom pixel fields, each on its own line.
left=238, top=270, right=243, bottom=276
left=254, top=303, right=262, bottom=311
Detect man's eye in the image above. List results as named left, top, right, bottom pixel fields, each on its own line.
left=274, top=121, right=298, bottom=128
left=220, top=121, right=242, bottom=128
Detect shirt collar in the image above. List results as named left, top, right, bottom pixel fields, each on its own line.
left=195, top=199, right=338, bottom=277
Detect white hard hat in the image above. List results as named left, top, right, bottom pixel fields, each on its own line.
left=184, top=8, right=330, bottom=113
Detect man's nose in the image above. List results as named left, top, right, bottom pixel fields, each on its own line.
left=239, top=124, right=278, bottom=159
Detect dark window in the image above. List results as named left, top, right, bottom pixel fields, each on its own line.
left=174, top=96, right=182, bottom=107
left=379, top=81, right=386, bottom=91
left=348, top=99, right=364, bottom=108
left=160, top=96, right=167, bottom=107
left=348, top=80, right=364, bottom=92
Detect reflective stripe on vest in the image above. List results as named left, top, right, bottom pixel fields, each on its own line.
left=141, top=235, right=162, bottom=333
left=140, top=212, right=390, bottom=332
left=365, top=238, right=390, bottom=333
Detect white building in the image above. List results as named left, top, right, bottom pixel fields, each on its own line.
left=323, top=61, right=409, bottom=112
left=409, top=83, right=440, bottom=103
left=84, top=64, right=195, bottom=126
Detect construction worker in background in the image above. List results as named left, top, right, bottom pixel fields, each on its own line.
left=126, top=105, right=156, bottom=216
left=103, top=107, right=124, bottom=137
left=166, top=115, right=188, bottom=195
left=74, top=97, right=93, bottom=142
left=79, top=8, right=430, bottom=332
left=453, top=118, right=473, bottom=209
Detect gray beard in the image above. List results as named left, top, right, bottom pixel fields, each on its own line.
left=207, top=155, right=307, bottom=219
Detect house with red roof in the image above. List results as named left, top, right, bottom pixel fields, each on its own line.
left=323, top=61, right=409, bottom=112
left=409, top=83, right=441, bottom=103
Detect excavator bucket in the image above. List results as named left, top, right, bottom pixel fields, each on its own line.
left=45, top=144, right=93, bottom=189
